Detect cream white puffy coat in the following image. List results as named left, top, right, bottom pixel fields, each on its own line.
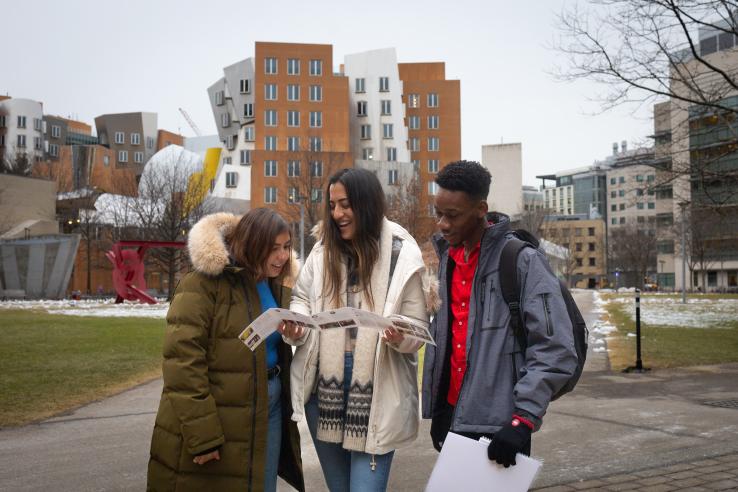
left=287, top=218, right=429, bottom=455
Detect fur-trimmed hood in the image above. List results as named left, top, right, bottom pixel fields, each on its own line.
left=187, top=212, right=300, bottom=287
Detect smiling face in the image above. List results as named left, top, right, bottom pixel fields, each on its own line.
left=329, top=182, right=356, bottom=241
left=434, top=187, right=488, bottom=248
left=263, top=230, right=291, bottom=279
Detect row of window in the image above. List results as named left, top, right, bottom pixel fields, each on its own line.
left=263, top=57, right=323, bottom=76
left=262, top=135, right=323, bottom=152
left=610, top=216, right=656, bottom=225
left=112, top=131, right=155, bottom=148
left=117, top=150, right=145, bottom=164
left=610, top=188, right=655, bottom=198
left=610, top=202, right=656, bottom=211
left=609, top=175, right=656, bottom=185
left=263, top=110, right=323, bottom=128
left=216, top=83, right=324, bottom=106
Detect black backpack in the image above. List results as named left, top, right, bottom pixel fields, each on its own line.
left=499, top=229, right=588, bottom=400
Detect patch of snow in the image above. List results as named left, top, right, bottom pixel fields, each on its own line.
left=608, top=296, right=738, bottom=329
left=0, top=299, right=168, bottom=318
left=593, top=347, right=609, bottom=353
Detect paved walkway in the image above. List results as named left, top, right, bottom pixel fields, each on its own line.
left=2, top=290, right=738, bottom=491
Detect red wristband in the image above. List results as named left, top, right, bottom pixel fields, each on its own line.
left=512, top=414, right=535, bottom=431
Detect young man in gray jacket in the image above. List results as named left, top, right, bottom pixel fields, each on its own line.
left=422, top=160, right=578, bottom=467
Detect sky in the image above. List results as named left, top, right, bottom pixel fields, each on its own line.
left=2, top=0, right=655, bottom=186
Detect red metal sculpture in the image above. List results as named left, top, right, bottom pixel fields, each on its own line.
left=106, top=240, right=185, bottom=304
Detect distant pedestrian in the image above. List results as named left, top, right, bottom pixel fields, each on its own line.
left=147, top=209, right=304, bottom=492
left=422, top=160, right=578, bottom=467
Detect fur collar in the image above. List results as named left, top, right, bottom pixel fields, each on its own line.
left=187, top=212, right=300, bottom=286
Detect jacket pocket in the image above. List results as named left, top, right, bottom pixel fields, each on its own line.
left=541, top=293, right=553, bottom=336
left=481, top=277, right=510, bottom=330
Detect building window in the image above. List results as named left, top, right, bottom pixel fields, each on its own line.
left=265, top=135, right=277, bottom=150
left=619, top=176, right=625, bottom=183
left=288, top=160, right=300, bottom=177
left=35, top=118, right=44, bottom=131
left=309, top=111, right=322, bottom=128
left=226, top=135, right=235, bottom=150
left=637, top=202, right=644, bottom=210
left=264, top=57, right=278, bottom=74
left=51, top=125, right=61, bottom=138
left=381, top=100, right=391, bottom=115
left=588, top=242, right=596, bottom=252
left=265, top=110, right=278, bottom=126
left=287, top=136, right=300, bottom=151
left=0, top=116, right=5, bottom=127
left=309, top=59, right=322, bottom=76
left=388, top=169, right=399, bottom=185
left=620, top=203, right=626, bottom=210
left=309, top=137, right=322, bottom=152
left=244, top=103, right=254, bottom=118
left=240, top=149, right=252, bottom=165
left=309, top=85, right=322, bottom=102
left=619, top=217, right=625, bottom=224
left=576, top=243, right=583, bottom=252
left=611, top=218, right=617, bottom=225
left=636, top=174, right=644, bottom=182
left=611, top=191, right=616, bottom=198
left=146, top=137, right=154, bottom=149
left=244, top=126, right=254, bottom=141
left=409, top=137, right=420, bottom=151
left=265, top=84, right=277, bottom=100
left=387, top=147, right=397, bottom=161
left=240, top=79, right=251, bottom=93
left=648, top=202, right=655, bottom=209
left=115, top=132, right=125, bottom=144
left=288, top=187, right=299, bottom=204
left=428, top=137, right=440, bottom=151
left=588, top=227, right=595, bottom=236
left=428, top=182, right=439, bottom=195
left=657, top=240, right=675, bottom=254
left=407, top=94, right=420, bottom=108
left=287, top=58, right=300, bottom=75
left=215, top=90, right=224, bottom=105
left=134, top=151, right=144, bottom=163
left=428, top=115, right=439, bottom=129
left=264, top=160, right=278, bottom=177
left=118, top=150, right=128, bottom=163
left=589, top=257, right=596, bottom=266
left=17, top=115, right=26, bottom=128
left=610, top=177, right=616, bottom=185
left=383, top=123, right=393, bottom=139
left=427, top=93, right=439, bottom=107
left=311, top=188, right=323, bottom=203
left=379, top=77, right=389, bottom=92
left=287, top=84, right=300, bottom=101
left=611, top=204, right=617, bottom=212
left=636, top=188, right=644, bottom=196
left=357, top=101, right=367, bottom=116
left=409, top=115, right=420, bottom=130
left=226, top=172, right=238, bottom=188
left=647, top=175, right=655, bottom=183
left=221, top=112, right=231, bottom=127
left=310, top=160, right=323, bottom=177
left=131, top=133, right=141, bottom=145
left=619, top=189, right=625, bottom=197
left=360, top=124, right=371, bottom=140
left=49, top=143, right=59, bottom=157
left=362, top=147, right=373, bottom=160
left=428, top=159, right=439, bottom=173
left=288, top=110, right=300, bottom=127
left=355, top=78, right=365, bottom=93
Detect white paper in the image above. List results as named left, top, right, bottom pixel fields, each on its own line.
left=238, top=307, right=435, bottom=351
left=425, top=432, right=542, bottom=492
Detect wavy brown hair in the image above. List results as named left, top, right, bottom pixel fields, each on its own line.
left=227, top=208, right=290, bottom=281
left=322, top=168, right=386, bottom=309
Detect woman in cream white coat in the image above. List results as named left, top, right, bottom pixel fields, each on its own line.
left=280, top=168, right=429, bottom=492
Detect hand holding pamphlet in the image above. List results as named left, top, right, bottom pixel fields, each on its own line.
left=238, top=306, right=435, bottom=351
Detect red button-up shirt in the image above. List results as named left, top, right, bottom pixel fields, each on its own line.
left=446, top=242, right=480, bottom=406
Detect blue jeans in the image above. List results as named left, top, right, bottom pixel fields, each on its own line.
left=305, top=352, right=395, bottom=492
left=264, top=374, right=282, bottom=492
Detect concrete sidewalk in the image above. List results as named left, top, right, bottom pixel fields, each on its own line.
left=1, top=291, right=738, bottom=491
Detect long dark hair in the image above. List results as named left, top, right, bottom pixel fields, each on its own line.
left=227, top=208, right=290, bottom=281
left=322, top=168, right=386, bottom=309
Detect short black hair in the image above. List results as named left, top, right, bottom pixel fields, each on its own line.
left=435, top=160, right=491, bottom=201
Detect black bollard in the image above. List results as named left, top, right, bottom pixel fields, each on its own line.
left=623, top=288, right=650, bottom=373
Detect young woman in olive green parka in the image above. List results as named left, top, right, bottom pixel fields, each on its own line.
left=146, top=209, right=304, bottom=492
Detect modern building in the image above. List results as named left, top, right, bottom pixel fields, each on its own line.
left=540, top=215, right=608, bottom=288
left=605, top=146, right=658, bottom=229
left=482, top=143, right=523, bottom=216
left=522, top=185, right=544, bottom=212
left=207, top=42, right=462, bottom=237
left=0, top=97, right=46, bottom=166
left=538, top=163, right=608, bottom=220
left=94, top=112, right=163, bottom=177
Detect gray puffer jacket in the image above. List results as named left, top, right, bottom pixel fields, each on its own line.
left=421, top=213, right=577, bottom=434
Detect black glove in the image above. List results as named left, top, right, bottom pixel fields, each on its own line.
left=487, top=420, right=532, bottom=467
left=430, top=404, right=454, bottom=452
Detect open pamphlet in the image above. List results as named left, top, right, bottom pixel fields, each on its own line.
left=238, top=306, right=435, bottom=351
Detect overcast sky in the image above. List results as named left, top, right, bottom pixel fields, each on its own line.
left=2, top=0, right=654, bottom=186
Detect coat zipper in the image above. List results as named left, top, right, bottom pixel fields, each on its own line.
left=240, top=279, right=258, bottom=492
left=542, top=293, right=553, bottom=336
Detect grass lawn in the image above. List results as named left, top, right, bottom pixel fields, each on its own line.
left=0, top=309, right=165, bottom=427
left=600, top=295, right=738, bottom=370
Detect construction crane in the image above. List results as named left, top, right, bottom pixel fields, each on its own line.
left=179, top=107, right=203, bottom=137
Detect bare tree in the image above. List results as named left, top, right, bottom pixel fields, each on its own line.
left=513, top=206, right=554, bottom=239
left=133, top=158, right=213, bottom=299
left=556, top=1, right=738, bottom=207
left=540, top=227, right=580, bottom=287
left=609, top=224, right=658, bottom=289
left=2, top=148, right=33, bottom=176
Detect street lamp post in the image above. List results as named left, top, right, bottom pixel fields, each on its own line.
left=679, top=202, right=688, bottom=304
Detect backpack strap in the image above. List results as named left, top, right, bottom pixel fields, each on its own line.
left=500, top=237, right=534, bottom=352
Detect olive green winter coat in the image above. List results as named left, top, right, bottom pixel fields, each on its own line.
left=147, top=213, right=304, bottom=492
